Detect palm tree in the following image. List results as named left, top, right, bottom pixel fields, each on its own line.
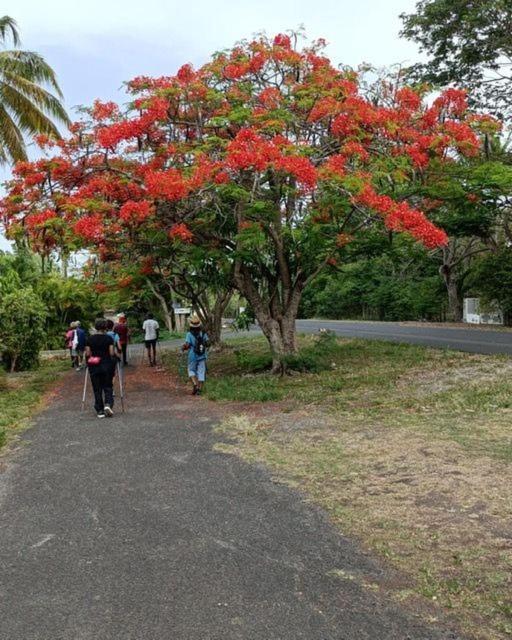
left=0, top=16, right=69, bottom=164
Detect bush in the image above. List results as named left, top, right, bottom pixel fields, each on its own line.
left=234, top=349, right=272, bottom=372
left=233, top=330, right=341, bottom=375
left=284, top=330, right=341, bottom=373
left=0, top=289, right=47, bottom=371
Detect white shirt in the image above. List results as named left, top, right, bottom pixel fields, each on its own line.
left=142, top=319, right=159, bottom=341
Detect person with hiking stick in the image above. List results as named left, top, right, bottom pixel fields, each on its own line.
left=85, top=318, right=115, bottom=418
left=114, top=313, right=130, bottom=366
left=182, top=315, right=209, bottom=395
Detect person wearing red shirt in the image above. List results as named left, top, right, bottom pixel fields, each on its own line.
left=113, top=313, right=130, bottom=366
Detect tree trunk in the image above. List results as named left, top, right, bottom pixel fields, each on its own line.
left=196, top=289, right=233, bottom=346
left=440, top=265, right=462, bottom=322
left=258, top=314, right=298, bottom=373
left=234, top=262, right=301, bottom=373
left=146, top=279, right=176, bottom=331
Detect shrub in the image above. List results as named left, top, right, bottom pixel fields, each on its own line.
left=284, top=330, right=341, bottom=373
left=0, top=289, right=47, bottom=371
left=234, top=349, right=272, bottom=372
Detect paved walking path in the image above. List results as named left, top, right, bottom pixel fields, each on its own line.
left=0, top=365, right=462, bottom=639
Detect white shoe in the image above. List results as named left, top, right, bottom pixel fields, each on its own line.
left=104, top=405, right=114, bottom=417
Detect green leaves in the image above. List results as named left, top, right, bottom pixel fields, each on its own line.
left=0, top=17, right=69, bottom=163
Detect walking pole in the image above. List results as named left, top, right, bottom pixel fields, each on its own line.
left=117, top=360, right=125, bottom=413
left=81, top=367, right=89, bottom=411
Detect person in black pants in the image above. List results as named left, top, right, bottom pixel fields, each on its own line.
left=85, top=318, right=115, bottom=418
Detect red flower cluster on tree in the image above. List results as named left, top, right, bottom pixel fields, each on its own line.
left=145, top=169, right=189, bottom=201
left=119, top=200, right=152, bottom=223
left=168, top=223, right=193, bottom=243
left=355, top=186, right=448, bottom=248
left=275, top=156, right=317, bottom=191
left=25, top=209, right=57, bottom=229
left=227, top=128, right=281, bottom=171
left=73, top=214, right=104, bottom=242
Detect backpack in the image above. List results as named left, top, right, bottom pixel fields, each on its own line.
left=193, top=332, right=207, bottom=357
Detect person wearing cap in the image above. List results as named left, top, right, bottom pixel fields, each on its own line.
left=182, top=315, right=209, bottom=395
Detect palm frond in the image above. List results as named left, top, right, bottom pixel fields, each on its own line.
left=0, top=50, right=65, bottom=98
left=0, top=82, right=65, bottom=138
left=1, top=73, right=69, bottom=126
left=0, top=16, right=19, bottom=47
left=0, top=102, right=26, bottom=162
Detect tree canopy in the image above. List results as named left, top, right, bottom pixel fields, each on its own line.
left=0, top=33, right=499, bottom=367
left=401, top=0, right=512, bottom=118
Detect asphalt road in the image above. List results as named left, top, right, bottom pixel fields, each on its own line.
left=295, top=320, right=512, bottom=356
left=0, top=366, right=462, bottom=639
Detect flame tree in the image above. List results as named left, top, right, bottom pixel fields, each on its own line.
left=1, top=34, right=492, bottom=371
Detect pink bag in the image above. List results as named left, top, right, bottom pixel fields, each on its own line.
left=87, top=356, right=101, bottom=366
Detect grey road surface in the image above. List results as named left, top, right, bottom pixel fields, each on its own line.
left=0, top=367, right=462, bottom=639
left=295, top=320, right=512, bottom=356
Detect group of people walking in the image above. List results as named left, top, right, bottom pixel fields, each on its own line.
left=70, top=312, right=209, bottom=417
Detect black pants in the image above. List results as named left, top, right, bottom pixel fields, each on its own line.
left=89, top=363, right=114, bottom=413
left=121, top=343, right=128, bottom=365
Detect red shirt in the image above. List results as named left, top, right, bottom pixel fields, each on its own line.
left=114, top=322, right=129, bottom=344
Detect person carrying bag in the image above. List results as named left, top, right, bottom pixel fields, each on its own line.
left=85, top=318, right=115, bottom=418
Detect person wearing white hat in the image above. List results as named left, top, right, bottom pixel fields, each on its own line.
left=182, top=314, right=209, bottom=395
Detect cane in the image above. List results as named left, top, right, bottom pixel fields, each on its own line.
left=117, top=360, right=125, bottom=413
left=81, top=366, right=89, bottom=411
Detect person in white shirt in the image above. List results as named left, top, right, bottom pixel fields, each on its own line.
left=142, top=313, right=160, bottom=366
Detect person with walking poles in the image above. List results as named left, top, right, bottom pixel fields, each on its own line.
left=85, top=318, right=115, bottom=418
left=65, top=322, right=76, bottom=368
left=114, top=313, right=130, bottom=366
left=142, top=312, right=159, bottom=366
left=182, top=314, right=209, bottom=395
left=74, top=321, right=87, bottom=370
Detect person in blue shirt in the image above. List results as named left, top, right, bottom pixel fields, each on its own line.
left=182, top=315, right=209, bottom=395
left=74, top=321, right=87, bottom=370
left=106, top=319, right=122, bottom=384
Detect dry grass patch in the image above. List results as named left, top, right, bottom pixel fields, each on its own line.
left=214, top=338, right=512, bottom=639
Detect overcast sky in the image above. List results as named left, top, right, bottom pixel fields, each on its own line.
left=1, top=0, right=421, bottom=250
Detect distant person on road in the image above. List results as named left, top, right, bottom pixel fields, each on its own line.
left=85, top=318, right=115, bottom=418
left=142, top=313, right=159, bottom=366
left=74, top=321, right=87, bottom=370
left=182, top=315, right=208, bottom=395
left=114, top=313, right=130, bottom=366
left=106, top=319, right=122, bottom=359
left=65, top=321, right=77, bottom=368
left=106, top=319, right=122, bottom=384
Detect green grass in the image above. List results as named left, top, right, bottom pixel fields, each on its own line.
left=207, top=335, right=512, bottom=640
left=0, top=358, right=68, bottom=449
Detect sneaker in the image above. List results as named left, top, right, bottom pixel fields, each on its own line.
left=104, top=405, right=114, bottom=417
left=97, top=412, right=106, bottom=419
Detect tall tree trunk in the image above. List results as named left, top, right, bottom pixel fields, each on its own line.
left=146, top=279, right=175, bottom=331
left=440, top=264, right=462, bottom=322
left=235, top=262, right=301, bottom=373
left=196, top=289, right=233, bottom=346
